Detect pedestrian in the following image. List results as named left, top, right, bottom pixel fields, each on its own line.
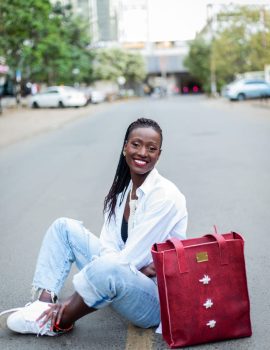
left=4, top=118, right=187, bottom=336
left=31, top=83, right=38, bottom=95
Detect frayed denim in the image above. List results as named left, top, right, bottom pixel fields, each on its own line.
left=32, top=218, right=160, bottom=328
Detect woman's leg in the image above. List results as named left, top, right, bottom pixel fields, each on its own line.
left=7, top=217, right=102, bottom=335
left=72, top=255, right=160, bottom=328
left=32, top=217, right=102, bottom=299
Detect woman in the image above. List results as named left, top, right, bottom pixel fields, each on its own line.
left=5, top=118, right=187, bottom=336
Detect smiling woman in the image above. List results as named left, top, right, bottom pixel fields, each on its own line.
left=124, top=127, right=161, bottom=177
left=4, top=118, right=188, bottom=339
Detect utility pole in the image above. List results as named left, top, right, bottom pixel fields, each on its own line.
left=207, top=3, right=217, bottom=97
left=260, top=6, right=266, bottom=49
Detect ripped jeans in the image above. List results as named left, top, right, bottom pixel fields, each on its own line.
left=32, top=218, right=160, bottom=328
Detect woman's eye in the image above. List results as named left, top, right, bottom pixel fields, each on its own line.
left=132, top=142, right=139, bottom=147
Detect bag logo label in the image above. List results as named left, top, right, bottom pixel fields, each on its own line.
left=196, top=251, right=208, bottom=263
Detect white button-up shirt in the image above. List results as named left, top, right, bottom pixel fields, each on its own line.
left=99, top=168, right=187, bottom=270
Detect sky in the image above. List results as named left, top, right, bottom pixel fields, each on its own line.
left=144, top=0, right=270, bottom=41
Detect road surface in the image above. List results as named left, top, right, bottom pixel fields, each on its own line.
left=0, top=96, right=269, bottom=349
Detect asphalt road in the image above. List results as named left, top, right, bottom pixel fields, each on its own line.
left=0, top=96, right=269, bottom=350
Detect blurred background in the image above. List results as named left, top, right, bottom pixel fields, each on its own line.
left=0, top=0, right=269, bottom=109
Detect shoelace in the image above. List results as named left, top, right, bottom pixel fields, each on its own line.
left=22, top=318, right=51, bottom=337
left=22, top=302, right=53, bottom=337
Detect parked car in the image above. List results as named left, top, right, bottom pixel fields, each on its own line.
left=222, top=79, right=270, bottom=101
left=30, top=86, right=87, bottom=108
left=90, top=90, right=106, bottom=104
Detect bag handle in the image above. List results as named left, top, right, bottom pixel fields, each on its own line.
left=203, top=233, right=229, bottom=266
left=166, top=233, right=229, bottom=274
left=166, top=238, right=188, bottom=274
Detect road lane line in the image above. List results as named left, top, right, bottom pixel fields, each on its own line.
left=125, top=324, right=153, bottom=350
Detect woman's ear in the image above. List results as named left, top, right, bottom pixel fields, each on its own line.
left=123, top=142, right=127, bottom=157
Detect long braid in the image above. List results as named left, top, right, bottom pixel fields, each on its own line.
left=103, top=118, right=163, bottom=222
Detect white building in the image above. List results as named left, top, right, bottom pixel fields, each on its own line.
left=53, top=0, right=202, bottom=92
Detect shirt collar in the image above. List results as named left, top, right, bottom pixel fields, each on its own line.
left=136, top=168, right=159, bottom=196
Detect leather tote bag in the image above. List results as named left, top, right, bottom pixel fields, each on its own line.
left=151, top=232, right=252, bottom=348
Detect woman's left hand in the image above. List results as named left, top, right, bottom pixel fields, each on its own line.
left=140, top=262, right=156, bottom=277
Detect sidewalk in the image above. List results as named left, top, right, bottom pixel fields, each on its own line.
left=0, top=103, right=109, bottom=149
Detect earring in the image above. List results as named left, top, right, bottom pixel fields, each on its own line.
left=123, top=151, right=126, bottom=157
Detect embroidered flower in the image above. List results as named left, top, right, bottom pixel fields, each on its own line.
left=206, top=320, right=216, bottom=328
left=199, top=275, right=211, bottom=285
left=203, top=299, right=213, bottom=309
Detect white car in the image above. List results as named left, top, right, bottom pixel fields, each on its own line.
left=222, top=79, right=270, bottom=101
left=30, top=86, right=87, bottom=108
left=90, top=90, right=106, bottom=104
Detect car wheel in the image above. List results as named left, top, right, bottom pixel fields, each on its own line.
left=58, top=101, right=64, bottom=108
left=32, top=101, right=39, bottom=108
left=237, top=93, right=246, bottom=101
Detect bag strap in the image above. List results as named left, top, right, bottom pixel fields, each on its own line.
left=166, top=238, right=188, bottom=274
left=203, top=234, right=229, bottom=266
left=166, top=233, right=229, bottom=274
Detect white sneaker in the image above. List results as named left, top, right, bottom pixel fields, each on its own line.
left=0, top=307, right=22, bottom=330
left=7, top=300, right=59, bottom=336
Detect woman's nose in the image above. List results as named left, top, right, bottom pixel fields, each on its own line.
left=137, top=146, right=147, bottom=156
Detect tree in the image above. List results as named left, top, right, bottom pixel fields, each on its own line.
left=184, top=5, right=270, bottom=93
left=124, top=52, right=146, bottom=86
left=212, top=26, right=251, bottom=90
left=0, top=0, right=93, bottom=84
left=183, top=36, right=211, bottom=93
left=92, top=48, right=146, bottom=86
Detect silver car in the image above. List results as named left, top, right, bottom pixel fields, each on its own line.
left=222, top=79, right=270, bottom=101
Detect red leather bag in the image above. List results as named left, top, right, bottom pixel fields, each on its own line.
left=151, top=232, right=252, bottom=348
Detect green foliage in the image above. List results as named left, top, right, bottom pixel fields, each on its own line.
left=124, top=52, right=146, bottom=84
left=184, top=5, right=270, bottom=92
left=0, top=0, right=93, bottom=84
left=0, top=1, right=145, bottom=86
left=183, top=36, right=211, bottom=92
left=93, top=48, right=146, bottom=85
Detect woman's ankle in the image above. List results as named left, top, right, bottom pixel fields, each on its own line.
left=56, top=319, right=73, bottom=330
left=39, top=289, right=56, bottom=303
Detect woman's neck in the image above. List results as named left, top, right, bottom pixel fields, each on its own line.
left=130, top=172, right=150, bottom=196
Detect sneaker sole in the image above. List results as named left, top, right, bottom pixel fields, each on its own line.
left=0, top=308, right=22, bottom=330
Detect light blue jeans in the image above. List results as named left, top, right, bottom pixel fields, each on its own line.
left=32, top=217, right=160, bottom=328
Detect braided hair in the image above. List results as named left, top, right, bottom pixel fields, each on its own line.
left=103, top=118, right=163, bottom=222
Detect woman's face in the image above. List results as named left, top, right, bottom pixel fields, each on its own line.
left=124, top=127, right=161, bottom=177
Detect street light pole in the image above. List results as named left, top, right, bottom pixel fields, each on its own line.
left=207, top=3, right=217, bottom=97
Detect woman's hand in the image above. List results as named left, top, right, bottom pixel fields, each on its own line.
left=36, top=296, right=72, bottom=329
left=140, top=262, right=156, bottom=277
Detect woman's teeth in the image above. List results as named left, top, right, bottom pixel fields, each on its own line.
left=134, top=160, right=147, bottom=165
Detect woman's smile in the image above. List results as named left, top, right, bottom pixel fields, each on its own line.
left=133, top=159, right=148, bottom=167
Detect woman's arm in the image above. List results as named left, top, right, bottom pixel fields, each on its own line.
left=140, top=262, right=156, bottom=277
left=117, top=197, right=187, bottom=270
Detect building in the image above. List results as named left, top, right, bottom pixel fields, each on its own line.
left=52, top=0, right=118, bottom=43
left=53, top=0, right=201, bottom=93
left=117, top=0, right=199, bottom=93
